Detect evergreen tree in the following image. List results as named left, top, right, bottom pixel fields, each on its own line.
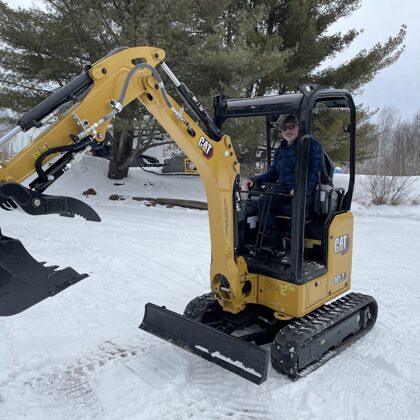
left=184, top=0, right=405, bottom=174
left=0, top=0, right=195, bottom=178
left=0, top=0, right=406, bottom=177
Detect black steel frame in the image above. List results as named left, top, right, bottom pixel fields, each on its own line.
left=213, top=84, right=357, bottom=284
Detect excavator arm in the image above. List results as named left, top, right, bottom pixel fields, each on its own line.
left=0, top=46, right=254, bottom=316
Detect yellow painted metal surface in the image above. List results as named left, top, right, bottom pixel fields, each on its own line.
left=307, top=276, right=328, bottom=307
left=253, top=212, right=353, bottom=318
left=0, top=46, right=247, bottom=313
left=325, top=212, right=353, bottom=297
left=0, top=47, right=163, bottom=183
left=0, top=46, right=354, bottom=318
left=257, top=275, right=305, bottom=317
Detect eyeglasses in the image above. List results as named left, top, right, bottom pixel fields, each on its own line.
left=281, top=123, right=297, bottom=131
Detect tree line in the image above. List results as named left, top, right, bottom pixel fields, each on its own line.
left=359, top=108, right=420, bottom=177
left=0, top=0, right=407, bottom=178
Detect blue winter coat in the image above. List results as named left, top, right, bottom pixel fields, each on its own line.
left=253, top=137, right=324, bottom=196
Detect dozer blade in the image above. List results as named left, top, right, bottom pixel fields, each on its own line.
left=140, top=303, right=269, bottom=384
left=0, top=230, right=88, bottom=316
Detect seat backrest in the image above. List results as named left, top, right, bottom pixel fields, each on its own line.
left=320, top=152, right=334, bottom=186
left=313, top=151, right=342, bottom=216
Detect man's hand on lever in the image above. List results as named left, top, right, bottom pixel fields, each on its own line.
left=245, top=179, right=254, bottom=191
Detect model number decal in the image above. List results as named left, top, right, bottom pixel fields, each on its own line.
left=197, top=136, right=213, bottom=159
left=333, top=272, right=347, bottom=285
left=334, top=234, right=350, bottom=255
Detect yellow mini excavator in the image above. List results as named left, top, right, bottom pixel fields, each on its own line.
left=0, top=46, right=377, bottom=384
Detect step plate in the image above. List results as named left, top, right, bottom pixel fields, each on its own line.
left=139, top=303, right=269, bottom=384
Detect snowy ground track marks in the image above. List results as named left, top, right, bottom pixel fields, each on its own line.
left=1, top=199, right=420, bottom=419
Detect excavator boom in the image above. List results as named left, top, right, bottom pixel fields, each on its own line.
left=0, top=46, right=243, bottom=316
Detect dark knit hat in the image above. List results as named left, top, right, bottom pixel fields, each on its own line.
left=282, top=114, right=299, bottom=125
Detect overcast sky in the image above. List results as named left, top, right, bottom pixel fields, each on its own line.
left=4, top=0, right=419, bottom=120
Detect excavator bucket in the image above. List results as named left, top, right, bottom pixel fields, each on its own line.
left=139, top=303, right=269, bottom=384
left=0, top=229, right=88, bottom=316
left=0, top=181, right=101, bottom=316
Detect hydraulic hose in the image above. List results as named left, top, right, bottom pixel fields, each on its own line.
left=117, top=63, right=174, bottom=111
left=34, top=137, right=92, bottom=182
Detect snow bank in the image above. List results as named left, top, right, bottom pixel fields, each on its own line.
left=48, top=157, right=420, bottom=220
left=0, top=155, right=419, bottom=419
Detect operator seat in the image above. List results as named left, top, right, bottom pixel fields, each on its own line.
left=313, top=151, right=345, bottom=217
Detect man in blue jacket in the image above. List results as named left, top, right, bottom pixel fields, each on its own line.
left=246, top=114, right=324, bottom=253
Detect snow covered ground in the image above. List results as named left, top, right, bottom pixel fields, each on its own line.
left=1, top=156, right=420, bottom=420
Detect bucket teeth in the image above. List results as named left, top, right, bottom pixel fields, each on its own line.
left=0, top=233, right=89, bottom=316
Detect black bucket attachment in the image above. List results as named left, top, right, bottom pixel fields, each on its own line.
left=0, top=181, right=101, bottom=222
left=140, top=303, right=269, bottom=384
left=0, top=230, right=88, bottom=316
left=0, top=181, right=101, bottom=316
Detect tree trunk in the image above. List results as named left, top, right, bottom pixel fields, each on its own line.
left=240, top=144, right=259, bottom=180
left=107, top=103, right=136, bottom=180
